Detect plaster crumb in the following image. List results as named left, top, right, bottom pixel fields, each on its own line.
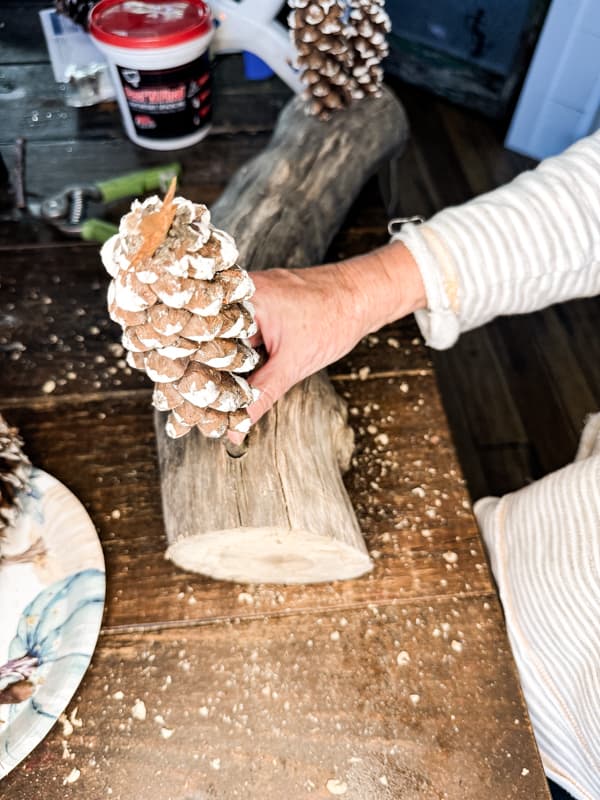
left=210, top=758, right=221, bottom=770
left=396, top=651, right=410, bottom=666
left=131, top=699, right=146, bottom=721
left=59, top=713, right=74, bottom=737
left=160, top=727, right=174, bottom=739
left=521, top=768, right=529, bottom=776
left=42, top=380, right=56, bottom=394
left=386, top=337, right=400, bottom=349
left=199, top=706, right=209, bottom=718
left=330, top=630, right=340, bottom=642
left=358, top=366, right=370, bottom=380
left=399, top=382, right=409, bottom=393
left=238, top=592, right=254, bottom=605
left=451, top=640, right=463, bottom=653
left=409, top=694, right=420, bottom=705
left=326, top=779, right=348, bottom=795
left=374, top=433, right=389, bottom=446
left=443, top=551, right=458, bottom=563
left=63, top=768, right=81, bottom=785
left=61, top=740, right=73, bottom=760
left=112, top=691, right=124, bottom=700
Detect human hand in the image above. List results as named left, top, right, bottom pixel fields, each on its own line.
left=230, top=241, right=425, bottom=441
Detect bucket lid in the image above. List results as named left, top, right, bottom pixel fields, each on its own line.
left=89, top=0, right=212, bottom=49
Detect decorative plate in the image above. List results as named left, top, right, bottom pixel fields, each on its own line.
left=0, top=468, right=105, bottom=778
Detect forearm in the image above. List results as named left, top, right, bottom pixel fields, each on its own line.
left=337, top=240, right=427, bottom=335
left=394, top=130, right=600, bottom=349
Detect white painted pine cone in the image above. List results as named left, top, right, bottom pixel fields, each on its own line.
left=102, top=185, right=260, bottom=439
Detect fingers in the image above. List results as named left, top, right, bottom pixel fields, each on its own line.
left=246, top=357, right=288, bottom=423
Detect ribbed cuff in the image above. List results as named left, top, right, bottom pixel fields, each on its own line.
left=392, top=223, right=461, bottom=350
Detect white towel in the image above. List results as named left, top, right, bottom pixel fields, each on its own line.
left=474, top=415, right=600, bottom=799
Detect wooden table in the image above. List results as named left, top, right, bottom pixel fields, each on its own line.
left=0, top=18, right=551, bottom=797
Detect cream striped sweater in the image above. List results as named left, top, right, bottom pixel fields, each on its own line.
left=395, top=131, right=600, bottom=800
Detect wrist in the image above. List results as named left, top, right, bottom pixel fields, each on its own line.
left=340, top=240, right=427, bottom=335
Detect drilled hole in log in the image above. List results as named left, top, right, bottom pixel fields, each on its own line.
left=224, top=439, right=249, bottom=459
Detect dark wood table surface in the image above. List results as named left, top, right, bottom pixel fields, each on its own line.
left=0, top=14, right=551, bottom=798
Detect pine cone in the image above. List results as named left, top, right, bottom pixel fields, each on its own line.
left=0, top=414, right=31, bottom=540
left=101, top=181, right=260, bottom=441
left=289, top=0, right=391, bottom=119
left=55, top=0, right=98, bottom=30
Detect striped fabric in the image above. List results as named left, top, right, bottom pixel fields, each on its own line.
left=475, top=416, right=600, bottom=800
left=392, top=132, right=600, bottom=798
left=395, top=130, right=600, bottom=350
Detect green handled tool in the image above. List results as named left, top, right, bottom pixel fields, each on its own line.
left=29, top=163, right=181, bottom=242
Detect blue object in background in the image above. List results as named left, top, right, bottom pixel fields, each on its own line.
left=243, top=52, right=274, bottom=80
left=506, top=0, right=600, bottom=159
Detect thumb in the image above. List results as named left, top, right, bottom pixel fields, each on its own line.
left=246, top=354, right=290, bottom=424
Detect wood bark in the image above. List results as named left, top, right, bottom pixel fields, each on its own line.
left=156, top=89, right=409, bottom=584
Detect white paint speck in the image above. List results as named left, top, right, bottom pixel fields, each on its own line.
left=199, top=706, right=209, bottom=718
left=42, top=380, right=56, bottom=394
left=379, top=775, right=389, bottom=786
left=521, top=768, right=529, bottom=776
left=443, top=551, right=458, bottom=563
left=330, top=630, right=340, bottom=642
left=111, top=509, right=121, bottom=519
left=358, top=366, right=370, bottom=381
left=210, top=758, right=221, bottom=770
left=326, top=778, right=348, bottom=795
left=451, top=640, right=463, bottom=653
left=238, top=592, right=254, bottom=605
left=63, top=767, right=80, bottom=785
left=409, top=694, right=420, bottom=705
left=396, top=651, right=410, bottom=666
left=160, top=727, right=174, bottom=739
left=112, top=691, right=124, bottom=700
left=131, top=699, right=146, bottom=721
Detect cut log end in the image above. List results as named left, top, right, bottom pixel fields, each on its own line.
left=165, top=527, right=373, bottom=584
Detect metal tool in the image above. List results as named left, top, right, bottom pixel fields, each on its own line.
left=28, top=163, right=181, bottom=242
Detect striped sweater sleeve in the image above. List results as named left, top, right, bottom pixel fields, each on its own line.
left=393, top=130, right=600, bottom=350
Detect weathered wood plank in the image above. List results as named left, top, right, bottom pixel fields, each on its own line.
left=3, top=373, right=491, bottom=629
left=0, top=1, right=48, bottom=64
left=0, top=57, right=290, bottom=145
left=2, top=599, right=549, bottom=799
left=491, top=312, right=597, bottom=475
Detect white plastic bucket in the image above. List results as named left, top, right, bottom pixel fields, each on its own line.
left=89, top=0, right=214, bottom=151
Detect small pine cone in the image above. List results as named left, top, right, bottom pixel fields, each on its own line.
left=101, top=181, right=260, bottom=441
left=289, top=1, right=355, bottom=119
left=0, top=414, right=31, bottom=540
left=289, top=0, right=391, bottom=118
left=55, top=0, right=98, bottom=30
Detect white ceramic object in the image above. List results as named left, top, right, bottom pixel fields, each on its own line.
left=0, top=469, right=105, bottom=778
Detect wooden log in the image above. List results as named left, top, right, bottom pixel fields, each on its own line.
left=156, top=89, right=409, bottom=584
